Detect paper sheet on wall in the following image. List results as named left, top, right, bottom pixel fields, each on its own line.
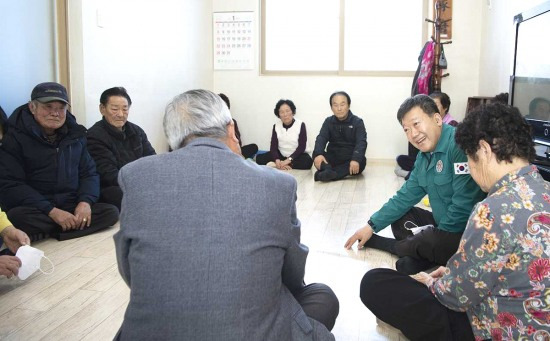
left=213, top=12, right=254, bottom=70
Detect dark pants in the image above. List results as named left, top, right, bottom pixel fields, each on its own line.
left=294, top=283, right=339, bottom=331
left=360, top=268, right=474, bottom=341
left=396, top=142, right=419, bottom=180
left=366, top=207, right=463, bottom=274
left=241, top=144, right=258, bottom=159
left=100, top=186, right=123, bottom=211
left=315, top=154, right=366, bottom=181
left=7, top=203, right=119, bottom=241
left=256, top=152, right=313, bottom=170
left=396, top=154, right=415, bottom=171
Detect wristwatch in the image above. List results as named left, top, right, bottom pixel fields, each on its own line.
left=288, top=157, right=293, bottom=162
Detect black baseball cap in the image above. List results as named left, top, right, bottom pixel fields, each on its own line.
left=31, top=82, right=69, bottom=104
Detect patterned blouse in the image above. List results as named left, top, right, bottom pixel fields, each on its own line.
left=430, top=165, right=550, bottom=340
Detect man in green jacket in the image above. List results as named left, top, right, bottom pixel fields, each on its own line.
left=345, top=95, right=485, bottom=274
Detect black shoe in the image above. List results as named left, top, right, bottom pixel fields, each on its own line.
left=315, top=169, right=338, bottom=182
left=29, top=232, right=49, bottom=243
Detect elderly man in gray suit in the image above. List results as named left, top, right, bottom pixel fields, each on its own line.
left=114, top=89, right=339, bottom=340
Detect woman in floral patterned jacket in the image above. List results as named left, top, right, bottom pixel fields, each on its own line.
left=360, top=103, right=550, bottom=341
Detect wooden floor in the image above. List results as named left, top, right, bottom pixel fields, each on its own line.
left=0, top=161, right=409, bottom=340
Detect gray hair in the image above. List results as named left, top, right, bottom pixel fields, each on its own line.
left=163, top=89, right=232, bottom=150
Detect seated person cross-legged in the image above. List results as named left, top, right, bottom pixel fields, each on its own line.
left=87, top=87, right=156, bottom=211
left=0, top=82, right=119, bottom=242
left=345, top=95, right=485, bottom=275
left=313, top=91, right=367, bottom=182
left=256, top=99, right=313, bottom=170
left=114, top=90, right=339, bottom=340
left=360, top=103, right=550, bottom=341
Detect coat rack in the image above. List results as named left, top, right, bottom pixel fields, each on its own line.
left=426, top=0, right=452, bottom=92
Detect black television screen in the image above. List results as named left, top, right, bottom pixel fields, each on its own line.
left=510, top=1, right=550, bottom=146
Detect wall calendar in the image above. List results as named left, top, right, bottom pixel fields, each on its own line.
left=213, top=12, right=254, bottom=70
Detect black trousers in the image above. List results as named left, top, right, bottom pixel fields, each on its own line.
left=100, top=186, right=123, bottom=211
left=321, top=154, right=366, bottom=180
left=7, top=203, right=119, bottom=241
left=396, top=154, right=416, bottom=171
left=360, top=268, right=474, bottom=341
left=241, top=144, right=258, bottom=159
left=256, top=152, right=313, bottom=170
left=366, top=207, right=463, bottom=274
left=294, top=282, right=340, bottom=331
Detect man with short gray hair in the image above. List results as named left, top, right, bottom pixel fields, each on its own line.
left=114, top=89, right=339, bottom=340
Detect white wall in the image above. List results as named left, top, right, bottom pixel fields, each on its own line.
left=213, top=0, right=483, bottom=160
left=68, top=0, right=213, bottom=152
left=0, top=1, right=56, bottom=116
left=478, top=0, right=548, bottom=97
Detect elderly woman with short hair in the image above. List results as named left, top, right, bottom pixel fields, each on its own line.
left=360, top=103, right=550, bottom=340
left=256, top=99, right=313, bottom=170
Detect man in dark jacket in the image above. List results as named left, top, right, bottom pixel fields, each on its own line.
left=87, top=87, right=156, bottom=210
left=0, top=82, right=119, bottom=241
left=312, top=91, right=367, bottom=181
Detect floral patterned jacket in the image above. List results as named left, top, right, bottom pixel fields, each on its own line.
left=430, top=165, right=550, bottom=341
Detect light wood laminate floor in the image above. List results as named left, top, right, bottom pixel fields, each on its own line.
left=0, top=161, right=410, bottom=340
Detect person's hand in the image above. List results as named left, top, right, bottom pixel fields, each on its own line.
left=278, top=158, right=292, bottom=170
left=410, top=271, right=435, bottom=287
left=314, top=155, right=327, bottom=170
left=429, top=266, right=447, bottom=279
left=275, top=159, right=282, bottom=168
left=0, top=255, right=22, bottom=278
left=49, top=207, right=78, bottom=231
left=0, top=226, right=30, bottom=253
left=344, top=224, right=374, bottom=249
left=349, top=160, right=360, bottom=175
left=74, top=202, right=92, bottom=229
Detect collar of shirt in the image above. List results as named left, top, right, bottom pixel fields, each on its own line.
left=282, top=118, right=296, bottom=129
left=332, top=110, right=354, bottom=124
left=489, top=164, right=540, bottom=195
left=102, top=117, right=128, bottom=139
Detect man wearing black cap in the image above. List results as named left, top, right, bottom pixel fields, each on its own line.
left=0, top=82, right=119, bottom=241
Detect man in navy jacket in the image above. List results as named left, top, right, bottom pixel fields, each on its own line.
left=0, top=82, right=118, bottom=241
left=313, top=91, right=367, bottom=181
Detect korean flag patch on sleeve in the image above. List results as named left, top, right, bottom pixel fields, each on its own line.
left=454, top=162, right=470, bottom=174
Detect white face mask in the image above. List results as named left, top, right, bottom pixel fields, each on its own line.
left=15, top=245, right=54, bottom=280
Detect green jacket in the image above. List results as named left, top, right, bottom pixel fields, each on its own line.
left=370, top=124, right=485, bottom=233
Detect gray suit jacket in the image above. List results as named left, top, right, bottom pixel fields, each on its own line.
left=114, top=138, right=334, bottom=341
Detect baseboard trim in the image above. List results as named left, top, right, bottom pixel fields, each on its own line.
left=367, top=159, right=395, bottom=166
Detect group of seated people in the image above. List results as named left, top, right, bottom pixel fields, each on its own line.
left=220, top=91, right=368, bottom=182
left=0, top=82, right=548, bottom=341
left=353, top=99, right=550, bottom=340
left=0, top=83, right=120, bottom=244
